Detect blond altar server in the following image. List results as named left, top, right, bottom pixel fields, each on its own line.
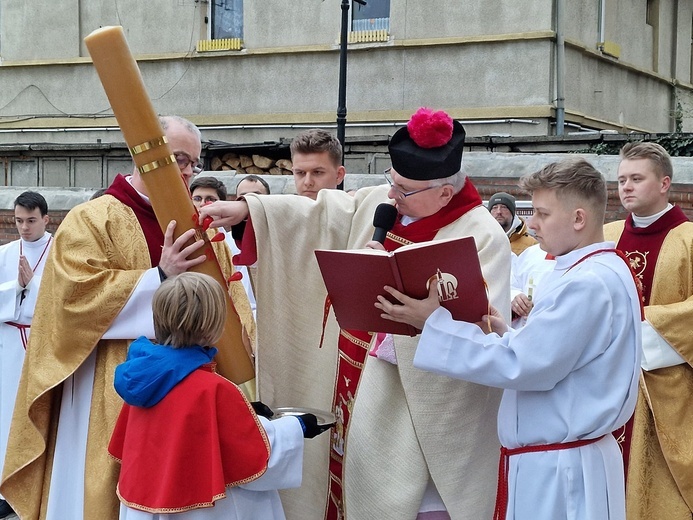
left=199, top=108, right=510, bottom=520
left=604, top=142, right=693, bottom=519
left=0, top=117, right=255, bottom=520
left=378, top=158, right=642, bottom=520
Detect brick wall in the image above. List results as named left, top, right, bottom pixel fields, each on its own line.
left=1, top=179, right=693, bottom=246
left=0, top=211, right=66, bottom=244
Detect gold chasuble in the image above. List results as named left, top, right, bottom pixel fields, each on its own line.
left=605, top=218, right=693, bottom=519
left=0, top=194, right=254, bottom=520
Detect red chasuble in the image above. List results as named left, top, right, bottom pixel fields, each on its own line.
left=611, top=205, right=689, bottom=479
left=109, top=366, right=271, bottom=513
left=617, top=206, right=689, bottom=305
left=325, top=180, right=483, bottom=520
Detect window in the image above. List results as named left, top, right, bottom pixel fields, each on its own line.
left=212, top=0, right=243, bottom=40
left=351, top=0, right=390, bottom=33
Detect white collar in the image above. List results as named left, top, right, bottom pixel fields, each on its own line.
left=21, top=231, right=52, bottom=249
left=631, top=204, right=673, bottom=228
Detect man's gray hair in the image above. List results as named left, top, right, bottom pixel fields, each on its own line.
left=159, top=115, right=202, bottom=141
left=430, top=169, right=467, bottom=194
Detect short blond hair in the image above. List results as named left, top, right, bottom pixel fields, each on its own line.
left=519, top=157, right=607, bottom=222
left=619, top=141, right=673, bottom=180
left=153, top=272, right=227, bottom=348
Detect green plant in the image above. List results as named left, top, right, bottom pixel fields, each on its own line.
left=575, top=133, right=693, bottom=156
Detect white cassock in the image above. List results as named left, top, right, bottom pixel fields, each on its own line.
left=414, top=242, right=642, bottom=520
left=0, top=232, right=52, bottom=489
left=117, top=415, right=304, bottom=520
left=45, top=269, right=159, bottom=520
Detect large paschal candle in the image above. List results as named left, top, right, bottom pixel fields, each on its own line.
left=84, top=26, right=254, bottom=384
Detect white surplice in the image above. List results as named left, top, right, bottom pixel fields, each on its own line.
left=0, top=232, right=52, bottom=486
left=414, top=242, right=642, bottom=520
left=45, top=270, right=159, bottom=520
left=118, top=415, right=304, bottom=520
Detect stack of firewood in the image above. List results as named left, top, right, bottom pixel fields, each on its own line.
left=209, top=152, right=293, bottom=175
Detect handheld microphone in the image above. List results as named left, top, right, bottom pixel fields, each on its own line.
left=372, top=203, right=398, bottom=244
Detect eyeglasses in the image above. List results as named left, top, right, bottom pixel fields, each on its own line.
left=192, top=195, right=220, bottom=204
left=383, top=168, right=441, bottom=199
left=175, top=153, right=203, bottom=175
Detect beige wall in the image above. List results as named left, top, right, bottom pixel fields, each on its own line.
left=0, top=0, right=690, bottom=149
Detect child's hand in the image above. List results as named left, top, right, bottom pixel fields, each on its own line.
left=511, top=294, right=533, bottom=317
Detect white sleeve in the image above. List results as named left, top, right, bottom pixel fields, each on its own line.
left=413, top=270, right=620, bottom=392
left=640, top=319, right=686, bottom=371
left=0, top=279, right=22, bottom=322
left=240, top=415, right=305, bottom=491
left=101, top=268, right=159, bottom=340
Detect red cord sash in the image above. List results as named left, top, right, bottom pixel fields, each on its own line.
left=494, top=435, right=605, bottom=520
left=5, top=322, right=29, bottom=350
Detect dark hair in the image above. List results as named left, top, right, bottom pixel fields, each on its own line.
left=14, top=191, right=48, bottom=216
left=236, top=174, right=271, bottom=195
left=289, top=129, right=342, bottom=166
left=189, top=177, right=228, bottom=200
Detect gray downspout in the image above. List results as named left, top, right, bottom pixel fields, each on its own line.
left=555, top=0, right=566, bottom=136
left=671, top=0, right=680, bottom=132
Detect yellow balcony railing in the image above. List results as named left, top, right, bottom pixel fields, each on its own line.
left=197, top=38, right=243, bottom=52
left=348, top=30, right=389, bottom=44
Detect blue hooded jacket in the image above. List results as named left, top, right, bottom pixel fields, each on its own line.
left=114, top=336, right=218, bottom=408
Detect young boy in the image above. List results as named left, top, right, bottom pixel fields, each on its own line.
left=376, top=158, right=642, bottom=520
left=108, top=272, right=329, bottom=520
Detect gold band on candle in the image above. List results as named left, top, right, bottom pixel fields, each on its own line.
left=137, top=154, right=176, bottom=174
left=130, top=136, right=169, bottom=156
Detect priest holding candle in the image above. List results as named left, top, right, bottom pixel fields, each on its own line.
left=0, top=115, right=256, bottom=520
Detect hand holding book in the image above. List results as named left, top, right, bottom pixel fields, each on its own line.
left=315, top=236, right=489, bottom=336
left=375, top=283, right=441, bottom=331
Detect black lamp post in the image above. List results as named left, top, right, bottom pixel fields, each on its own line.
left=336, top=0, right=366, bottom=188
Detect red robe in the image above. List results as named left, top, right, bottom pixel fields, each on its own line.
left=109, top=366, right=271, bottom=513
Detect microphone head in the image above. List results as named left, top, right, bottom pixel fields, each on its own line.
left=373, top=203, right=398, bottom=231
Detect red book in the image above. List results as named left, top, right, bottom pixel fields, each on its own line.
left=315, top=236, right=489, bottom=336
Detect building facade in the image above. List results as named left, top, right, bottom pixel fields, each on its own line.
left=0, top=0, right=691, bottom=187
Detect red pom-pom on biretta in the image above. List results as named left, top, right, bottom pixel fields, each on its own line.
left=406, top=108, right=454, bottom=149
